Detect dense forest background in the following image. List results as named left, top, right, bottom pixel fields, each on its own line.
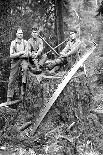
left=1, top=0, right=103, bottom=155
left=0, top=0, right=101, bottom=103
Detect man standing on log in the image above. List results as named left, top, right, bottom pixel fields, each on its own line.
left=47, top=28, right=82, bottom=73
left=7, top=27, right=29, bottom=103
left=28, top=24, right=47, bottom=74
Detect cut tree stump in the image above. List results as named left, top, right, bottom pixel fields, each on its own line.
left=0, top=47, right=94, bottom=143
left=0, top=50, right=95, bottom=148
left=25, top=48, right=95, bottom=134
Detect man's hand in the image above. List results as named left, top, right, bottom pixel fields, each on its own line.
left=60, top=51, right=68, bottom=57
left=20, top=51, right=28, bottom=58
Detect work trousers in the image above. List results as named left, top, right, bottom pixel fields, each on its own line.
left=29, top=53, right=47, bottom=67
left=47, top=53, right=79, bottom=70
left=7, top=58, right=28, bottom=98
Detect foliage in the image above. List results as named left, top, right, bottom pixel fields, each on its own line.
left=0, top=0, right=103, bottom=154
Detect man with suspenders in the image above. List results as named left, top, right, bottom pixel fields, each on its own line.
left=7, top=27, right=28, bottom=103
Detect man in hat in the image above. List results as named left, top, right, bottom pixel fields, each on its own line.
left=28, top=24, right=47, bottom=74
left=7, top=27, right=29, bottom=103
left=47, top=28, right=82, bottom=72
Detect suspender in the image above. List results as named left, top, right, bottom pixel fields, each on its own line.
left=14, top=39, right=26, bottom=53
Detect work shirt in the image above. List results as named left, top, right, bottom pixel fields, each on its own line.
left=28, top=37, right=43, bottom=56
left=10, top=38, right=28, bottom=58
left=60, top=38, right=82, bottom=57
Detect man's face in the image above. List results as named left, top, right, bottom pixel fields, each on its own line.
left=32, top=29, right=39, bottom=38
left=70, top=31, right=76, bottom=40
left=16, top=29, right=23, bottom=39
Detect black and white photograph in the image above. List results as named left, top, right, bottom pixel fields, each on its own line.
left=0, top=0, right=102, bottom=154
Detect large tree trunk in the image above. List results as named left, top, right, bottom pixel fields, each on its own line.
left=55, top=0, right=64, bottom=52
left=0, top=70, right=93, bottom=154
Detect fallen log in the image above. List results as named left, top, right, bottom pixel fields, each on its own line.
left=0, top=99, right=21, bottom=108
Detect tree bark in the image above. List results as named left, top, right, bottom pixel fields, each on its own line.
left=55, top=0, right=64, bottom=52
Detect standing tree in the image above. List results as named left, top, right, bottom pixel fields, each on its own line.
left=55, top=0, right=64, bottom=51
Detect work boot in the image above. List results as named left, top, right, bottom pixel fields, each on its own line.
left=32, top=67, right=42, bottom=74
left=39, top=65, right=45, bottom=71
left=29, top=65, right=42, bottom=74
left=45, top=66, right=60, bottom=76
left=47, top=58, right=62, bottom=71
left=46, top=60, right=56, bottom=70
